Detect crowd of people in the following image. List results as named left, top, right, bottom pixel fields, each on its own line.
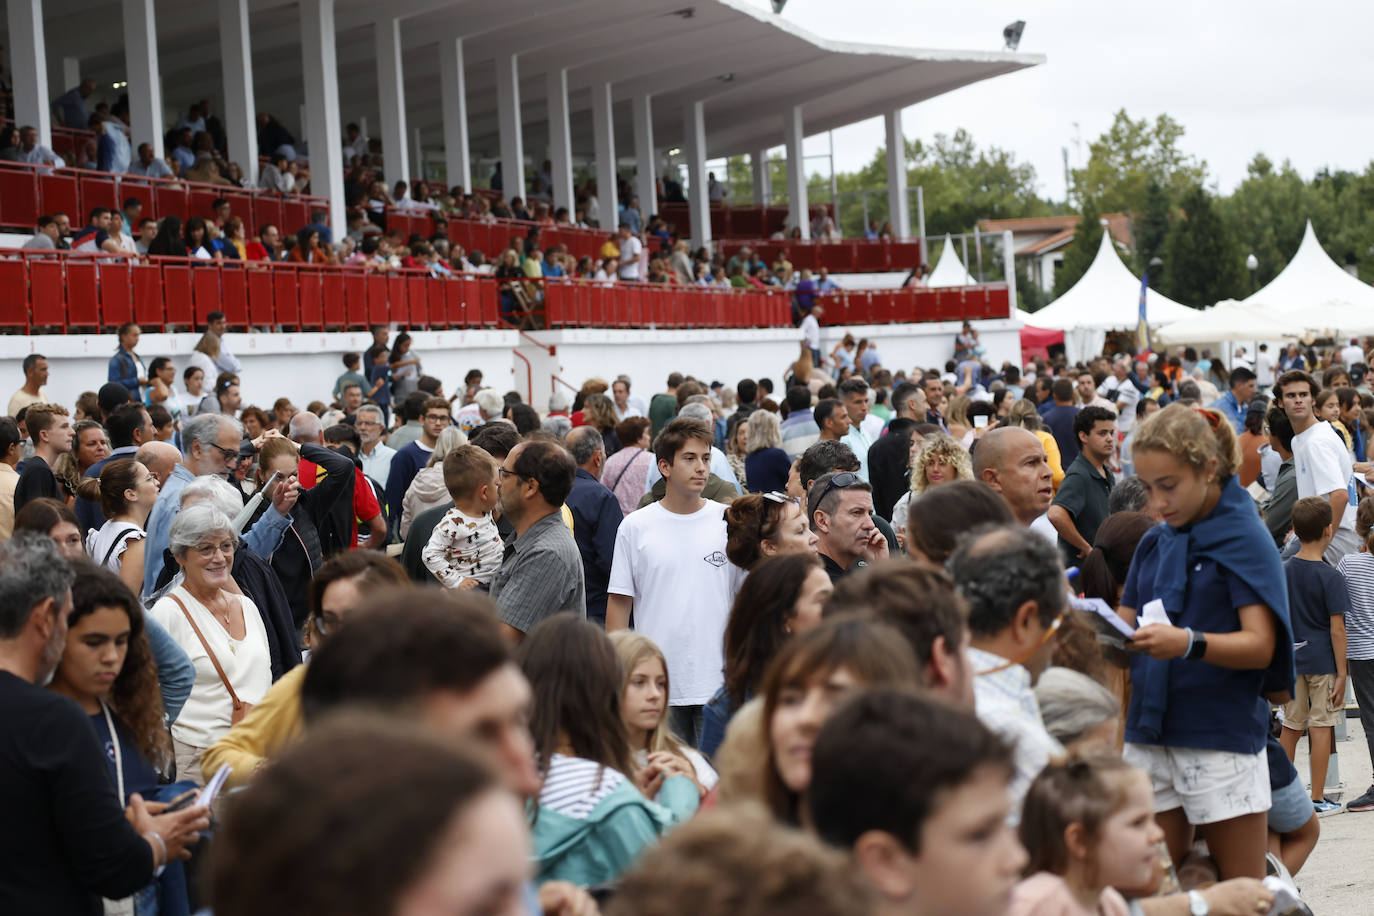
left=9, top=313, right=1374, bottom=915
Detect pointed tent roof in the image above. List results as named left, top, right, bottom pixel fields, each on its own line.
left=925, top=234, right=976, bottom=288
left=1244, top=221, right=1374, bottom=316
left=1026, top=232, right=1196, bottom=331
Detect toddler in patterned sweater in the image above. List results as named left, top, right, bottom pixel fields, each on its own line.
left=422, top=444, right=505, bottom=588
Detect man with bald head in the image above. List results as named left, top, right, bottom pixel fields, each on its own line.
left=135, top=441, right=181, bottom=489
left=973, top=427, right=1054, bottom=528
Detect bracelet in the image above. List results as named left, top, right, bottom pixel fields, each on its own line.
left=1183, top=627, right=1195, bottom=660
left=142, top=830, right=167, bottom=868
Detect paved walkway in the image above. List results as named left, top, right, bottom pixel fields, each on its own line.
left=1288, top=713, right=1372, bottom=910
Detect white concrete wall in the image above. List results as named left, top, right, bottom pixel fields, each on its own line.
left=0, top=319, right=1022, bottom=416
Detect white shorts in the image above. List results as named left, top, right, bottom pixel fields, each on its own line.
left=1123, top=743, right=1271, bottom=826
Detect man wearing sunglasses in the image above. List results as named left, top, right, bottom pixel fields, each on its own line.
left=948, top=525, right=1067, bottom=820
left=808, top=470, right=888, bottom=582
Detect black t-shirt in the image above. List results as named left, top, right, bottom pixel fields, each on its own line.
left=0, top=672, right=152, bottom=913
left=13, top=455, right=60, bottom=514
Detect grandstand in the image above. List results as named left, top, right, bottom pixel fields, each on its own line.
left=0, top=0, right=1042, bottom=404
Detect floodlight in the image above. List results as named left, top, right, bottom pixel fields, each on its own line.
left=1003, top=20, right=1025, bottom=51
left=771, top=0, right=787, bottom=13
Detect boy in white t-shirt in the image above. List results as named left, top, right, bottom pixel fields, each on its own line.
left=1280, top=370, right=1359, bottom=562
left=607, top=417, right=743, bottom=747
left=422, top=445, right=505, bottom=589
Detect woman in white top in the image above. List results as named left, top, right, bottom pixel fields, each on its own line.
left=149, top=504, right=271, bottom=785
left=182, top=365, right=206, bottom=417
left=186, top=334, right=219, bottom=389
left=79, top=457, right=160, bottom=595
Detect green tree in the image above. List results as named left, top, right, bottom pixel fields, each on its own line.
left=1132, top=180, right=1171, bottom=288
left=1162, top=185, right=1245, bottom=306
left=1071, top=110, right=1207, bottom=215
left=1052, top=199, right=1103, bottom=298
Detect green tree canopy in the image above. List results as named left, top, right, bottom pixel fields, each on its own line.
left=1052, top=199, right=1103, bottom=298
left=1072, top=110, right=1207, bottom=216
left=1163, top=185, right=1245, bottom=307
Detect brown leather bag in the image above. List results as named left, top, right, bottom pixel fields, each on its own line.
left=169, top=592, right=254, bottom=725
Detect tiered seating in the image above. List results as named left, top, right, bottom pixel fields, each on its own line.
left=0, top=161, right=327, bottom=237
left=656, top=203, right=836, bottom=240
left=715, top=238, right=925, bottom=275
left=382, top=207, right=609, bottom=262
left=0, top=249, right=1010, bottom=334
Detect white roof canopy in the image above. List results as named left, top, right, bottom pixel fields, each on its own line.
left=1025, top=232, right=1196, bottom=332
left=1243, top=221, right=1374, bottom=319
left=1155, top=300, right=1296, bottom=345
left=926, top=234, right=975, bottom=288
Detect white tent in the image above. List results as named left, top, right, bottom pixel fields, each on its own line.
left=926, top=234, right=976, bottom=287
left=1245, top=222, right=1374, bottom=324
left=1027, top=232, right=1197, bottom=362
left=1154, top=300, right=1297, bottom=345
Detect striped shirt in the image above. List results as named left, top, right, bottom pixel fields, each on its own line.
left=1338, top=553, right=1374, bottom=660
left=538, top=754, right=625, bottom=820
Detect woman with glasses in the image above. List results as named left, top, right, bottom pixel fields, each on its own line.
left=78, top=457, right=161, bottom=595
left=150, top=504, right=272, bottom=785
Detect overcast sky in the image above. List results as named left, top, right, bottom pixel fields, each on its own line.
left=738, top=0, right=1374, bottom=203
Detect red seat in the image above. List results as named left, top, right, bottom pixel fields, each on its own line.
left=282, top=198, right=309, bottom=234
left=320, top=272, right=345, bottom=328
left=298, top=269, right=323, bottom=330
left=99, top=261, right=133, bottom=328
left=131, top=262, right=165, bottom=329
left=274, top=269, right=299, bottom=329
left=163, top=264, right=194, bottom=328
left=889, top=241, right=922, bottom=273
left=0, top=166, right=39, bottom=228
left=29, top=259, right=66, bottom=329
left=854, top=242, right=889, bottom=272
left=193, top=267, right=221, bottom=327
left=912, top=288, right=938, bottom=323
left=38, top=172, right=80, bottom=225
left=406, top=275, right=429, bottom=328
left=65, top=261, right=100, bottom=328
left=343, top=273, right=368, bottom=328
left=219, top=265, right=248, bottom=327
left=366, top=274, right=389, bottom=326
left=188, top=187, right=221, bottom=223
left=154, top=183, right=188, bottom=224
left=253, top=196, right=284, bottom=238
left=78, top=175, right=119, bottom=222
left=247, top=269, right=275, bottom=325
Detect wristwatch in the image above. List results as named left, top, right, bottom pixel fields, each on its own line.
left=1186, top=630, right=1208, bottom=661
left=1188, top=890, right=1209, bottom=915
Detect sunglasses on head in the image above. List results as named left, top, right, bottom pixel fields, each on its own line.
left=807, top=471, right=861, bottom=519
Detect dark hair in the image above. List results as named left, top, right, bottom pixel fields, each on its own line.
left=74, top=457, right=142, bottom=518
left=442, top=444, right=498, bottom=501
left=810, top=689, right=1013, bottom=853
left=468, top=422, right=521, bottom=460
left=1292, top=495, right=1333, bottom=543
left=737, top=378, right=758, bottom=404
left=808, top=470, right=871, bottom=524
left=13, top=497, right=80, bottom=541
left=508, top=403, right=541, bottom=436
left=1276, top=370, right=1316, bottom=400
left=399, top=391, right=429, bottom=423
left=947, top=524, right=1065, bottom=636
left=890, top=381, right=922, bottom=416
left=760, top=618, right=919, bottom=822
left=812, top=398, right=842, bottom=430
left=825, top=560, right=968, bottom=686
left=1019, top=754, right=1140, bottom=880
left=517, top=615, right=637, bottom=787
left=837, top=377, right=868, bottom=400
left=342, top=352, right=360, bottom=369
left=614, top=416, right=651, bottom=448
left=722, top=553, right=823, bottom=705
left=301, top=590, right=510, bottom=723
left=904, top=480, right=1012, bottom=565
left=21, top=353, right=45, bottom=374
left=785, top=385, right=812, bottom=412
left=66, top=563, right=168, bottom=767
left=323, top=423, right=361, bottom=452
left=183, top=365, right=204, bottom=385
left=0, top=417, right=21, bottom=458
left=510, top=439, right=576, bottom=507
left=1075, top=510, right=1150, bottom=605
left=1229, top=366, right=1257, bottom=388
left=1051, top=377, right=1074, bottom=402
left=1266, top=405, right=1295, bottom=452
left=306, top=551, right=408, bottom=627
left=724, top=494, right=802, bottom=569
left=99, top=403, right=144, bottom=451
left=1073, top=405, right=1117, bottom=449
left=211, top=719, right=499, bottom=916
left=797, top=440, right=858, bottom=490
left=653, top=417, right=713, bottom=467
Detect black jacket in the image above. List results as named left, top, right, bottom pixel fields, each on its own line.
left=866, top=418, right=920, bottom=521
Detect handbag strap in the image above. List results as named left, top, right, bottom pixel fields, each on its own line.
left=607, top=448, right=644, bottom=493
left=97, top=525, right=140, bottom=569
left=168, top=592, right=244, bottom=710
left=100, top=700, right=125, bottom=801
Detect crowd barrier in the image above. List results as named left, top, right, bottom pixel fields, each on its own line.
left=380, top=208, right=609, bottom=263
left=0, top=250, right=1010, bottom=334
left=0, top=160, right=327, bottom=239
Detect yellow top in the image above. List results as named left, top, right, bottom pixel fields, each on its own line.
left=201, top=662, right=307, bottom=789
left=1032, top=429, right=1066, bottom=493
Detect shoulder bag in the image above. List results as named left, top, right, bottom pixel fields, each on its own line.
left=169, top=592, right=253, bottom=725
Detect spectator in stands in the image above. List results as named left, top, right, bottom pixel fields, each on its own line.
left=259, top=153, right=295, bottom=194
left=256, top=112, right=296, bottom=161
left=127, top=142, right=174, bottom=178
left=94, top=105, right=131, bottom=173
left=51, top=212, right=71, bottom=249
left=216, top=216, right=247, bottom=259
left=21, top=215, right=60, bottom=250
left=18, top=125, right=64, bottom=167
left=306, top=208, right=332, bottom=246
left=146, top=216, right=187, bottom=257
left=245, top=223, right=282, bottom=261
left=183, top=217, right=215, bottom=260
left=52, top=77, right=95, bottom=126
left=0, top=125, right=23, bottom=161
left=168, top=127, right=195, bottom=175
left=342, top=122, right=367, bottom=161
left=707, top=171, right=726, bottom=202
left=617, top=222, right=643, bottom=281
left=71, top=208, right=123, bottom=254
left=289, top=227, right=335, bottom=264
left=134, top=218, right=157, bottom=255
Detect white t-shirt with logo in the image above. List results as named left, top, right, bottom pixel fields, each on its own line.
left=618, top=235, right=643, bottom=280
left=608, top=500, right=744, bottom=705
left=1292, top=420, right=1357, bottom=532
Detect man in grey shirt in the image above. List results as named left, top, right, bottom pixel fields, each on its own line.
left=1264, top=404, right=1300, bottom=552
left=491, top=439, right=586, bottom=640
left=22, top=216, right=59, bottom=249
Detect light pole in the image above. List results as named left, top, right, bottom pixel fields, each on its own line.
left=1246, top=253, right=1258, bottom=295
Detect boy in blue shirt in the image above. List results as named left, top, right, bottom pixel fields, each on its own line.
left=1279, top=496, right=1349, bottom=816
left=366, top=346, right=393, bottom=426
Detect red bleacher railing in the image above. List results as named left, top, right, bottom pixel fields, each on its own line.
left=377, top=206, right=609, bottom=263
left=714, top=238, right=926, bottom=275
left=0, top=249, right=1009, bottom=335
left=654, top=202, right=837, bottom=241
left=0, top=160, right=328, bottom=239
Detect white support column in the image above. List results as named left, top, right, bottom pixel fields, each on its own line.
left=631, top=93, right=656, bottom=220
left=300, top=0, right=346, bottom=231
left=413, top=127, right=423, bottom=179
left=590, top=81, right=618, bottom=230
left=1003, top=229, right=1018, bottom=315
left=218, top=0, right=258, bottom=185
left=7, top=0, right=51, bottom=147
left=122, top=0, right=165, bottom=154
left=683, top=100, right=709, bottom=248
left=784, top=105, right=809, bottom=239
left=546, top=68, right=574, bottom=213
left=375, top=17, right=410, bottom=186
left=752, top=147, right=770, bottom=205
left=494, top=52, right=524, bottom=197
left=438, top=36, right=471, bottom=192
left=61, top=57, right=80, bottom=93
left=884, top=108, right=910, bottom=239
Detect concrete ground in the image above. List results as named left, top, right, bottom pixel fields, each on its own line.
left=1287, top=713, right=1373, bottom=911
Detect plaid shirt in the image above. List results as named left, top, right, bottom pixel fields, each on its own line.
left=969, top=647, right=1064, bottom=824
left=491, top=512, right=586, bottom=632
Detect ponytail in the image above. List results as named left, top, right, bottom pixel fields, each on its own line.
left=1131, top=404, right=1240, bottom=480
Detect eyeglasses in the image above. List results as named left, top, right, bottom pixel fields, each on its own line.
left=205, top=442, right=239, bottom=462
left=806, top=471, right=861, bottom=519
left=192, top=540, right=236, bottom=559
left=498, top=465, right=523, bottom=481
left=424, top=413, right=452, bottom=424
